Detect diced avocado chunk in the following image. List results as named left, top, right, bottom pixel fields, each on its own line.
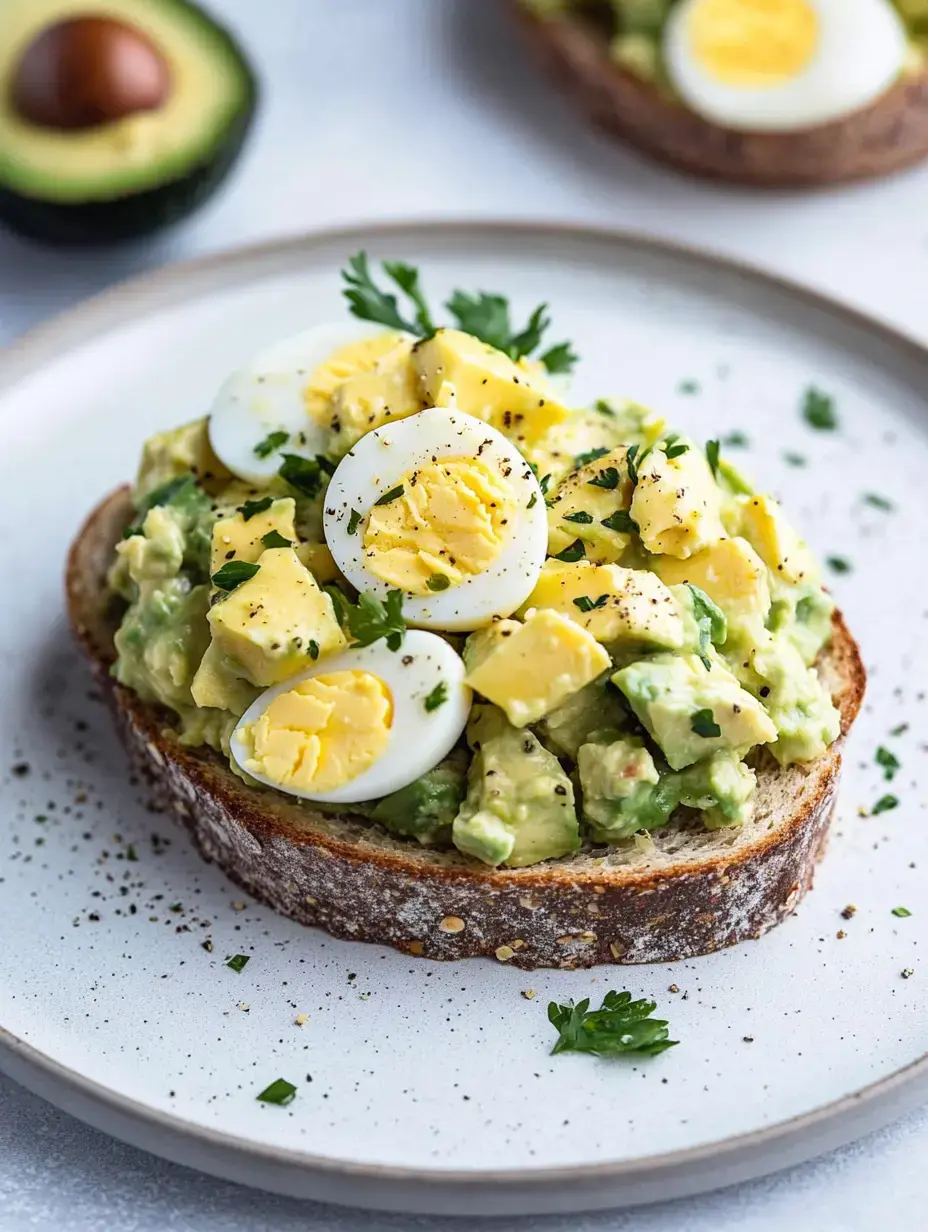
left=546, top=446, right=636, bottom=564
left=577, top=731, right=679, bottom=840
left=463, top=609, right=610, bottom=727
left=210, top=498, right=296, bottom=576
left=775, top=582, right=835, bottom=666
left=677, top=751, right=756, bottom=829
left=412, top=328, right=570, bottom=447
left=134, top=419, right=230, bottom=502
left=539, top=672, right=630, bottom=758
left=519, top=559, right=685, bottom=650
left=117, top=473, right=215, bottom=585
left=207, top=547, right=346, bottom=686
left=613, top=652, right=777, bottom=770
left=736, top=633, right=841, bottom=766
left=190, top=640, right=259, bottom=714
left=113, top=578, right=211, bottom=713
left=371, top=762, right=466, bottom=846
left=651, top=537, right=771, bottom=625
left=610, top=33, right=661, bottom=80
left=452, top=705, right=580, bottom=867
left=631, top=441, right=727, bottom=559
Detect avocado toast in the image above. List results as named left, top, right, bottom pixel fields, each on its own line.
left=66, top=255, right=865, bottom=968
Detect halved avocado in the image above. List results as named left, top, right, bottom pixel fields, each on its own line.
left=0, top=0, right=257, bottom=244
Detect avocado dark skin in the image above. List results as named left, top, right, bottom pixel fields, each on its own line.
left=0, top=1, right=257, bottom=246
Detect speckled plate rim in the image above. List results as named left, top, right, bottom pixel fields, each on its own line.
left=2, top=219, right=928, bottom=1216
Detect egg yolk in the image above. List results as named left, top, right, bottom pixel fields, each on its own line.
left=690, top=0, right=818, bottom=88
left=361, top=457, right=515, bottom=596
left=302, top=333, right=411, bottom=425
left=241, top=670, right=393, bottom=793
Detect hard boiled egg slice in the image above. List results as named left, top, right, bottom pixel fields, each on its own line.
left=230, top=631, right=471, bottom=805
left=323, top=408, right=548, bottom=632
left=208, top=321, right=407, bottom=484
left=664, top=0, right=908, bottom=133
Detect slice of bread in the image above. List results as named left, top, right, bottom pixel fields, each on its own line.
left=512, top=2, right=928, bottom=188
left=67, top=488, right=865, bottom=969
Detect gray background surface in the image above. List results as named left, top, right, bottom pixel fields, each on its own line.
left=3, top=2, right=928, bottom=1227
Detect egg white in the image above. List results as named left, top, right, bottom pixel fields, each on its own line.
left=208, top=321, right=392, bottom=485
left=664, top=0, right=908, bottom=133
left=323, top=408, right=548, bottom=632
left=229, top=631, right=471, bottom=804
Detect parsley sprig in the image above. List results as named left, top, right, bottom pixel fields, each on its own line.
left=342, top=252, right=577, bottom=374
left=548, top=990, right=678, bottom=1058
left=687, top=584, right=726, bottom=672
left=327, top=587, right=406, bottom=651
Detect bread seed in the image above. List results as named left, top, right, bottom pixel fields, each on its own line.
left=439, top=915, right=465, bottom=933
left=495, top=945, right=515, bottom=962
left=609, top=941, right=625, bottom=959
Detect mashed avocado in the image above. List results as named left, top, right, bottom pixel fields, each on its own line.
left=109, top=308, right=842, bottom=869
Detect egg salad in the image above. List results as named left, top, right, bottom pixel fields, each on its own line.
left=527, top=0, right=920, bottom=133
left=107, top=252, right=840, bottom=870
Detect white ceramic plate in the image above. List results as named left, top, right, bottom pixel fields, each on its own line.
left=1, top=222, right=926, bottom=1217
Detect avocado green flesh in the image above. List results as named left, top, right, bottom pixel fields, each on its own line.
left=0, top=0, right=256, bottom=241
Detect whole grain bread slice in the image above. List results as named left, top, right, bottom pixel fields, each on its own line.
left=67, top=488, right=865, bottom=969
left=512, top=2, right=928, bottom=188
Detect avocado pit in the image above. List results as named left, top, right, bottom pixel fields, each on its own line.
left=11, top=15, right=171, bottom=131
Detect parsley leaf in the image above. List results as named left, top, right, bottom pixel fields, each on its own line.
left=589, top=466, right=620, bottom=491
left=342, top=251, right=423, bottom=334
left=690, top=709, right=721, bottom=738
left=687, top=584, right=727, bottom=672
left=212, top=561, right=260, bottom=592
left=539, top=473, right=552, bottom=496
left=375, top=484, right=405, bottom=506
left=872, top=794, right=899, bottom=815
left=308, top=639, right=319, bottom=660
left=123, top=474, right=196, bottom=537
left=625, top=443, right=651, bottom=485
left=594, top=398, right=615, bottom=418
left=574, top=447, right=610, bottom=468
left=563, top=510, right=594, bottom=524
left=424, top=681, right=448, bottom=712
left=553, top=539, right=586, bottom=563
left=540, top=341, right=579, bottom=374
left=445, top=290, right=576, bottom=374
left=678, top=379, right=700, bottom=395
left=347, top=509, right=363, bottom=536
left=527, top=492, right=538, bottom=509
left=783, top=451, right=807, bottom=468
left=426, top=574, right=450, bottom=592
left=548, top=990, right=678, bottom=1058
left=802, top=386, right=838, bottom=431
left=827, top=556, right=852, bottom=575
left=226, top=954, right=250, bottom=973
left=864, top=492, right=894, bottom=512
left=253, top=430, right=289, bottom=459
left=240, top=496, right=273, bottom=521
left=257, top=1078, right=297, bottom=1106
left=261, top=530, right=292, bottom=549
left=573, top=594, right=608, bottom=613
left=382, top=260, right=436, bottom=335
left=329, top=588, right=406, bottom=651
left=705, top=439, right=720, bottom=479
left=278, top=454, right=330, bottom=500
left=723, top=431, right=749, bottom=448
left=876, top=746, right=900, bottom=781
left=663, top=436, right=689, bottom=460
left=892, top=906, right=912, bottom=918
left=601, top=509, right=638, bottom=534
left=890, top=722, right=909, bottom=737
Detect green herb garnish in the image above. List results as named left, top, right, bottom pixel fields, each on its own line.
left=723, top=431, right=749, bottom=448
left=563, top=510, right=594, bottom=524
left=574, top=447, right=610, bottom=468
left=548, top=990, right=678, bottom=1058
left=705, top=439, right=720, bottom=479
left=690, top=709, right=721, bottom=738
left=892, top=906, right=912, bottom=918
left=328, top=587, right=406, bottom=651
left=424, top=681, right=448, bottom=712
left=573, top=594, right=608, bottom=613
left=226, top=954, right=250, bottom=973
left=253, top=430, right=289, bottom=459
left=278, top=453, right=330, bottom=500
left=872, top=794, right=899, bottom=815
left=342, top=251, right=431, bottom=335
left=240, top=496, right=274, bottom=522
left=347, top=508, right=363, bottom=536
left=625, top=443, right=650, bottom=486
left=589, top=466, right=620, bottom=491
left=864, top=492, right=894, bottom=511
left=374, top=484, right=405, bottom=506
left=261, top=530, right=292, bottom=549
left=827, top=556, right=852, bottom=575
left=212, top=561, right=261, bottom=592
left=426, top=574, right=451, bottom=592
left=257, top=1078, right=297, bottom=1106
left=594, top=398, right=615, bottom=417
left=527, top=492, right=538, bottom=509
left=553, top=539, right=586, bottom=563
left=782, top=451, right=806, bottom=467
left=123, top=474, right=196, bottom=537
left=308, top=640, right=320, bottom=661
left=601, top=509, right=638, bottom=534
left=539, top=473, right=552, bottom=496
left=539, top=340, right=579, bottom=374
left=876, top=746, right=900, bottom=781
left=678, top=379, right=700, bottom=395
left=890, top=723, right=909, bottom=737
left=802, top=386, right=838, bottom=431
left=663, top=436, right=689, bottom=461
left=687, top=584, right=727, bottom=672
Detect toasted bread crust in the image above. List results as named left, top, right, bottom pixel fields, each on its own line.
left=512, top=4, right=928, bottom=188
left=67, top=489, right=865, bottom=968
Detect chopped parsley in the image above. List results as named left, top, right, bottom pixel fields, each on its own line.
left=802, top=386, right=838, bottom=431
left=424, top=681, right=448, bottom=712
left=374, top=484, right=405, bottom=506
left=876, top=746, right=900, bottom=781
left=226, top=954, right=250, bottom=973
left=890, top=722, right=909, bottom=737
left=278, top=453, right=331, bottom=500
left=563, top=510, right=594, bottom=524
left=261, top=530, right=292, bottom=549
left=539, top=340, right=579, bottom=375
left=548, top=990, right=678, bottom=1058
left=594, top=398, right=615, bottom=417
left=527, top=492, right=538, bottom=509
left=783, top=451, right=807, bottom=467
left=257, top=1078, right=297, bottom=1106
left=687, top=584, right=726, bottom=672
left=240, top=496, right=274, bottom=521
left=308, top=640, right=320, bottom=661
left=573, top=594, right=608, bottom=613
left=539, top=473, right=552, bottom=496
left=553, top=539, right=586, bottom=563
left=677, top=379, right=700, bottom=395
left=826, top=556, right=852, bottom=575
left=327, top=587, right=406, bottom=651
left=601, top=509, right=638, bottom=534
left=574, top=447, right=610, bottom=468
left=123, top=473, right=196, bottom=538
left=723, top=431, right=749, bottom=448
left=426, top=574, right=451, bottom=591
left=625, top=443, right=650, bottom=485
left=662, top=435, right=689, bottom=460
left=347, top=509, right=363, bottom=536
left=341, top=251, right=433, bottom=335
left=253, top=430, right=289, bottom=459
left=705, top=439, right=720, bottom=479
left=212, top=561, right=260, bottom=592
left=588, top=466, right=620, bottom=491
left=690, top=709, right=721, bottom=738
left=864, top=492, right=894, bottom=511
left=892, top=906, right=912, bottom=918
left=872, top=794, right=899, bottom=815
